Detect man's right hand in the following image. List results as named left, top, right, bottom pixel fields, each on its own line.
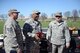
left=17, top=48, right=22, bottom=53
left=34, top=34, right=40, bottom=40
left=66, top=43, right=70, bottom=48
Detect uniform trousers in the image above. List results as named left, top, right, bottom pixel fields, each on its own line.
left=52, top=44, right=65, bottom=53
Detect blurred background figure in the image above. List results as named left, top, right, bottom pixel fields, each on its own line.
left=0, top=35, right=5, bottom=53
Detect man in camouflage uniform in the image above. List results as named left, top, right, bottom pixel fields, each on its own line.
left=46, top=12, right=71, bottom=53
left=23, top=10, right=42, bottom=53
left=3, top=9, right=24, bottom=53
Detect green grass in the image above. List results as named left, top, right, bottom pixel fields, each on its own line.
left=0, top=19, right=80, bottom=34
left=41, top=20, right=50, bottom=28
left=0, top=20, right=5, bottom=34
left=67, top=20, right=80, bottom=28
left=18, top=20, right=25, bottom=28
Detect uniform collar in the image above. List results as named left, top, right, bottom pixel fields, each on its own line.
left=54, top=20, right=64, bottom=26
left=31, top=18, right=39, bottom=22
left=8, top=16, right=14, bottom=21
left=8, top=16, right=18, bottom=23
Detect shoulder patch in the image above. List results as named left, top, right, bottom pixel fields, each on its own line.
left=7, top=27, right=13, bottom=33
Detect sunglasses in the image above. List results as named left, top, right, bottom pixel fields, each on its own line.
left=35, top=13, right=40, bottom=15
left=55, top=16, right=62, bottom=17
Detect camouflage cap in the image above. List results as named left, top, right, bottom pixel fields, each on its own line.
left=54, top=12, right=62, bottom=16
left=8, top=9, right=20, bottom=13
left=32, top=10, right=40, bottom=14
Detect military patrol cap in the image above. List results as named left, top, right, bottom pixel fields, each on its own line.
left=8, top=9, right=20, bottom=13
left=32, top=10, right=40, bottom=14
left=54, top=12, right=62, bottom=16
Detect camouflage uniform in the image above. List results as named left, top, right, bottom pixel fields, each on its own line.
left=3, top=17, right=23, bottom=53
left=47, top=20, right=71, bottom=53
left=47, top=12, right=71, bottom=53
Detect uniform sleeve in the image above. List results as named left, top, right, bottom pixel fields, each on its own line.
left=64, top=22, right=71, bottom=43
left=23, top=23, right=35, bottom=37
left=27, top=32, right=35, bottom=37
left=3, top=24, right=7, bottom=38
left=4, top=23, right=16, bottom=38
left=46, top=22, right=52, bottom=40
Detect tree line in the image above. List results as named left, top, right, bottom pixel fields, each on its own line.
left=0, top=9, right=80, bottom=21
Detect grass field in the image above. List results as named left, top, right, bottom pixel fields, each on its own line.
left=67, top=20, right=80, bottom=28
left=0, top=19, right=80, bottom=34
left=0, top=20, right=5, bottom=34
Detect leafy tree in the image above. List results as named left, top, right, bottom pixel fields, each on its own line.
left=18, top=14, right=25, bottom=20
left=64, top=11, right=71, bottom=17
left=40, top=13, right=47, bottom=20
left=72, top=9, right=79, bottom=21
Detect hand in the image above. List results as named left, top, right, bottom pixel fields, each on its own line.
left=17, top=48, right=22, bottom=53
left=66, top=43, right=70, bottom=48
left=34, top=34, right=40, bottom=40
